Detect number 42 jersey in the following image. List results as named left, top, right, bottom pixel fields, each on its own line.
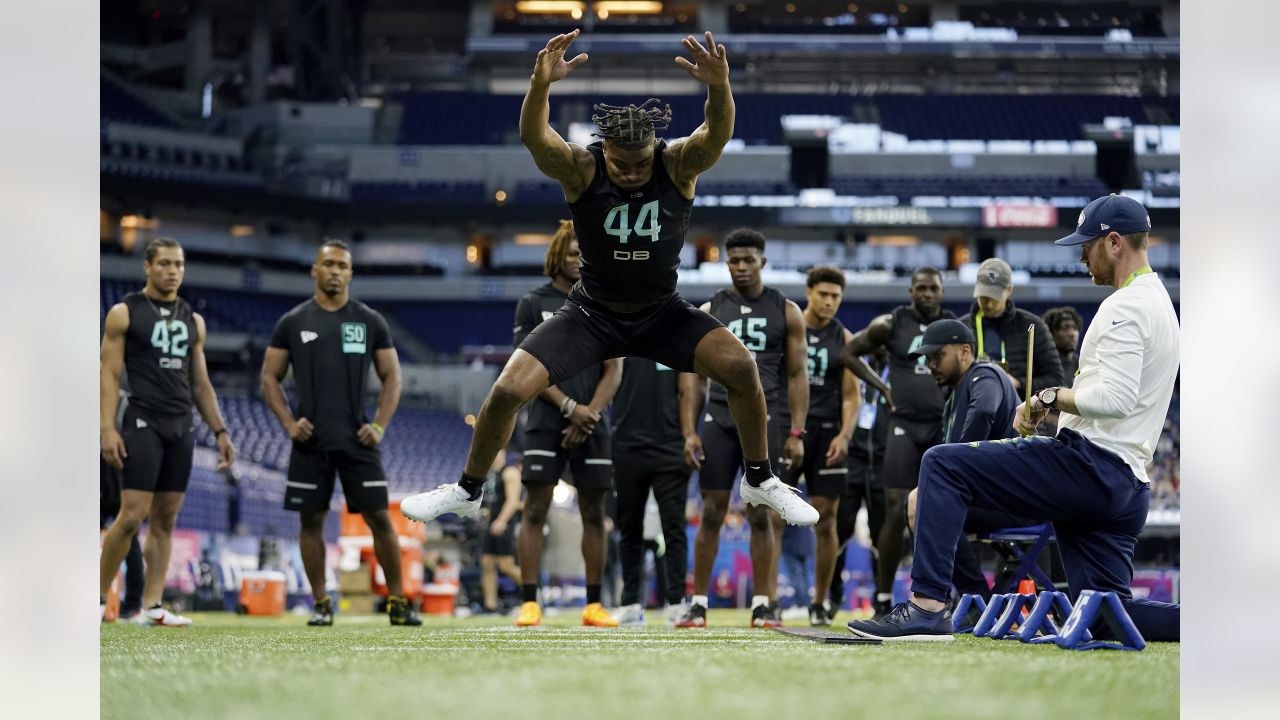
left=568, top=140, right=693, bottom=306
left=122, top=292, right=195, bottom=418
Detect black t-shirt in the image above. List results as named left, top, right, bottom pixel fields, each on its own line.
left=122, top=292, right=195, bottom=418
left=269, top=298, right=393, bottom=451
left=707, top=287, right=791, bottom=423
left=885, top=305, right=954, bottom=422
left=611, top=357, right=684, bottom=464
left=568, top=141, right=693, bottom=306
left=806, top=318, right=847, bottom=422
left=513, top=283, right=608, bottom=435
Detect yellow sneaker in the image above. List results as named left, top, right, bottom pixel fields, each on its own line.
left=515, top=601, right=542, bottom=627
left=581, top=602, right=619, bottom=627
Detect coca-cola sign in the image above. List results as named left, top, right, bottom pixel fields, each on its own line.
left=982, top=205, right=1058, bottom=228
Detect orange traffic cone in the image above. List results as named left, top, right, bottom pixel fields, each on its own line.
left=1017, top=579, right=1037, bottom=595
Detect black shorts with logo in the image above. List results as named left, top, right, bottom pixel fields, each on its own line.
left=521, top=430, right=614, bottom=490
left=696, top=402, right=785, bottom=492
left=121, top=406, right=195, bottom=494
left=481, top=517, right=519, bottom=557
left=519, top=286, right=723, bottom=386
left=285, top=442, right=388, bottom=514
left=882, top=416, right=944, bottom=490
left=785, top=417, right=847, bottom=498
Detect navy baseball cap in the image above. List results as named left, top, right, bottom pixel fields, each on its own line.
left=909, top=319, right=976, bottom=358
left=1055, top=194, right=1152, bottom=246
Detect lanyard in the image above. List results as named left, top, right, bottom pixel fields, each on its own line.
left=974, top=311, right=1005, bottom=362
left=1120, top=265, right=1154, bottom=289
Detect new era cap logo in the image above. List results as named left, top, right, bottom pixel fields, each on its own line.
left=1100, top=223, right=1110, bottom=231
left=740, top=305, right=753, bottom=314
left=301, top=331, right=318, bottom=344
left=136, top=418, right=148, bottom=429
left=159, top=307, right=171, bottom=316
left=810, top=335, right=819, bottom=343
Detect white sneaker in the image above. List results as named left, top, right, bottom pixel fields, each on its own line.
left=739, top=477, right=819, bottom=526
left=401, top=483, right=482, bottom=522
left=614, top=603, right=645, bottom=626
left=141, top=606, right=192, bottom=627
left=663, top=601, right=689, bottom=625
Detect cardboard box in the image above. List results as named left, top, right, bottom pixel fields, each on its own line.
left=339, top=594, right=375, bottom=615
left=339, top=565, right=372, bottom=595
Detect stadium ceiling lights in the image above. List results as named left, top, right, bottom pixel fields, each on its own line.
left=595, top=1, right=665, bottom=13
left=514, top=1, right=586, bottom=14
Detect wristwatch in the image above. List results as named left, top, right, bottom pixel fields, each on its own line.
left=1037, top=387, right=1059, bottom=410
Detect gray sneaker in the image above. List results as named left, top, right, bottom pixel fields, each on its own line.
left=613, top=603, right=645, bottom=626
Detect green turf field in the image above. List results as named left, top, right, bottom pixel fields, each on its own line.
left=101, top=609, right=1178, bottom=720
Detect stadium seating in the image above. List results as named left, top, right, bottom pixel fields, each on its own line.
left=397, top=92, right=1176, bottom=146
left=101, top=75, right=175, bottom=128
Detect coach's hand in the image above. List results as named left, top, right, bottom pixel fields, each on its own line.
left=826, top=432, right=849, bottom=467
left=783, top=435, right=805, bottom=470
left=1013, top=399, right=1047, bottom=438
left=533, top=29, right=588, bottom=86
left=676, top=31, right=729, bottom=87
left=561, top=424, right=589, bottom=449
left=357, top=423, right=384, bottom=448
left=216, top=432, right=236, bottom=471
left=101, top=428, right=127, bottom=470
left=684, top=434, right=704, bottom=470
left=289, top=417, right=314, bottom=443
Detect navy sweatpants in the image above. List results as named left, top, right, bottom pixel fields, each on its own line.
left=911, top=428, right=1179, bottom=641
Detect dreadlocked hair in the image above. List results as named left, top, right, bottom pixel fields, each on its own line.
left=544, top=220, right=577, bottom=279
left=591, top=98, right=672, bottom=150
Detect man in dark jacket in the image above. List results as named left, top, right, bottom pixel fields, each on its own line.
left=905, top=319, right=1037, bottom=602
left=959, top=258, right=1063, bottom=396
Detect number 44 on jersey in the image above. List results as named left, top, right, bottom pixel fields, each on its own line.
left=605, top=200, right=661, bottom=261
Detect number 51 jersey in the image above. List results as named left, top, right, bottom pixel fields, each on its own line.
left=568, top=140, right=693, bottom=306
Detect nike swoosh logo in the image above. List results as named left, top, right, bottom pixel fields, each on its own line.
left=1111, top=320, right=1127, bottom=326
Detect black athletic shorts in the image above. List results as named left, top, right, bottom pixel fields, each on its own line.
left=121, top=406, right=195, bottom=494
left=284, top=443, right=388, bottom=514
left=696, top=404, right=785, bottom=492
left=521, top=430, right=613, bottom=489
left=882, top=416, right=944, bottom=490
left=520, top=285, right=723, bottom=386
left=481, top=517, right=519, bottom=557
left=785, top=418, right=847, bottom=498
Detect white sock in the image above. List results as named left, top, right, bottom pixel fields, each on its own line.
left=751, top=595, right=770, bottom=609
left=691, top=595, right=709, bottom=609
left=876, top=593, right=893, bottom=603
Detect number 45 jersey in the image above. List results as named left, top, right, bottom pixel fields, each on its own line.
left=568, top=140, right=693, bottom=306
left=706, top=287, right=790, bottom=419
left=123, top=292, right=195, bottom=418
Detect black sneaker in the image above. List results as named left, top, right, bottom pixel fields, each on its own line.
left=847, top=601, right=954, bottom=642
left=809, top=602, right=832, bottom=627
left=388, top=594, right=422, bottom=626
left=751, top=603, right=782, bottom=628
left=674, top=603, right=707, bottom=628
left=308, top=596, right=334, bottom=626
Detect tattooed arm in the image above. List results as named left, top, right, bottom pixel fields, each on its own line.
left=519, top=30, right=595, bottom=200
left=666, top=32, right=735, bottom=195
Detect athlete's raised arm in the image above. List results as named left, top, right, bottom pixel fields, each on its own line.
left=665, top=31, right=735, bottom=193
left=519, top=29, right=595, bottom=198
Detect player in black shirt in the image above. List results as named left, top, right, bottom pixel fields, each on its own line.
left=839, top=267, right=952, bottom=618
left=260, top=240, right=419, bottom=627
left=791, top=266, right=860, bottom=626
left=509, top=222, right=624, bottom=628
left=99, top=238, right=235, bottom=627
left=680, top=229, right=810, bottom=629
left=611, top=356, right=703, bottom=625
left=402, top=31, right=817, bottom=540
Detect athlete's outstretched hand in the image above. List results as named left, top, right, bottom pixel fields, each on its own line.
left=675, top=31, right=729, bottom=87
left=533, top=29, right=588, bottom=86
left=102, top=428, right=127, bottom=470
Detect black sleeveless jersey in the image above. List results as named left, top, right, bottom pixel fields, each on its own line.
left=707, top=287, right=790, bottom=410
left=122, top=292, right=195, bottom=417
left=568, top=140, right=693, bottom=306
left=886, top=305, right=955, bottom=422
left=806, top=318, right=847, bottom=421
